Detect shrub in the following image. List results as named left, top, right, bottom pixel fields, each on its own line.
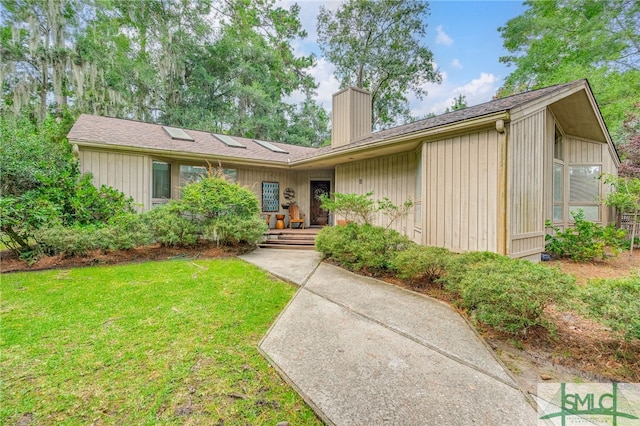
left=35, top=213, right=153, bottom=256
left=181, top=176, right=260, bottom=220
left=315, top=222, right=360, bottom=262
left=1, top=193, right=62, bottom=257
left=319, top=192, right=376, bottom=224
left=203, top=216, right=267, bottom=246
left=144, top=202, right=199, bottom=247
left=392, top=245, right=453, bottom=285
left=545, top=210, right=627, bottom=262
left=36, top=225, right=99, bottom=257
left=439, top=251, right=506, bottom=294
left=1, top=114, right=136, bottom=256
left=316, top=223, right=411, bottom=275
left=94, top=213, right=153, bottom=250
left=453, top=257, right=576, bottom=335
left=69, top=175, right=136, bottom=225
left=576, top=276, right=640, bottom=341
left=319, top=191, right=414, bottom=228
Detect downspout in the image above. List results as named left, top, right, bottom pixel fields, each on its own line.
left=496, top=119, right=508, bottom=255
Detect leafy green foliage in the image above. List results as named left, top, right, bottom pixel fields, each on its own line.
left=601, top=174, right=640, bottom=213
left=453, top=256, right=576, bottom=335
left=545, top=210, right=627, bottom=262
left=576, top=276, right=640, bottom=341
left=203, top=216, right=268, bottom=248
left=35, top=214, right=153, bottom=257
left=392, top=245, right=453, bottom=286
left=317, top=0, right=441, bottom=128
left=319, top=192, right=376, bottom=224
left=315, top=223, right=411, bottom=276
left=618, top=106, right=640, bottom=177
left=444, top=94, right=468, bottom=113
left=319, top=191, right=414, bottom=228
left=181, top=175, right=260, bottom=220
left=498, top=0, right=640, bottom=143
left=0, top=114, right=135, bottom=256
left=144, top=173, right=266, bottom=248
left=144, top=202, right=200, bottom=247
left=2, top=0, right=328, bottom=146
left=439, top=251, right=507, bottom=295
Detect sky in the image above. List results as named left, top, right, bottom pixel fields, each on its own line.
left=281, top=0, right=528, bottom=118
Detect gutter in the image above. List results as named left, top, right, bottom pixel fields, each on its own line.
left=69, top=139, right=294, bottom=169
left=290, top=111, right=511, bottom=166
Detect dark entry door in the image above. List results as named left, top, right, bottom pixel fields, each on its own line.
left=310, top=181, right=330, bottom=226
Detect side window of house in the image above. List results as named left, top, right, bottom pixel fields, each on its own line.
left=569, top=165, right=601, bottom=222
left=553, top=126, right=564, bottom=223
left=180, top=165, right=207, bottom=186
left=152, top=161, right=171, bottom=203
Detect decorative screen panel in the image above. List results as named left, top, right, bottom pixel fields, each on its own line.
left=262, top=182, right=279, bottom=212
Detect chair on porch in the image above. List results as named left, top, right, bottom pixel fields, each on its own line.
left=288, top=204, right=305, bottom=229
left=261, top=214, right=271, bottom=228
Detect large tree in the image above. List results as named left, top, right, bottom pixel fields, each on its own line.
left=1, top=0, right=84, bottom=121
left=317, top=0, right=441, bottom=129
left=1, top=0, right=329, bottom=146
left=498, top=0, right=640, bottom=143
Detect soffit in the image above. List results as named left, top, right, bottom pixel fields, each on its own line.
left=549, top=90, right=606, bottom=142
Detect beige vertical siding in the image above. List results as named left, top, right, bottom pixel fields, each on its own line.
left=422, top=130, right=501, bottom=253
left=544, top=110, right=556, bottom=228
left=236, top=168, right=333, bottom=227
left=78, top=149, right=150, bottom=210
left=566, top=136, right=603, bottom=163
left=331, top=87, right=372, bottom=148
left=508, top=110, right=546, bottom=258
left=334, top=152, right=417, bottom=238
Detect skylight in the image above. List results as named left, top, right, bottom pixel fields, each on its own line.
left=253, top=139, right=289, bottom=154
left=162, top=126, right=194, bottom=141
left=213, top=133, right=246, bottom=148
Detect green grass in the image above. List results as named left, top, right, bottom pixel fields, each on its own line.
left=1, top=259, right=320, bottom=425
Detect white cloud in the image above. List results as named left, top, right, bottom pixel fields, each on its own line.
left=410, top=72, right=500, bottom=117
left=435, top=25, right=454, bottom=46
left=451, top=58, right=463, bottom=69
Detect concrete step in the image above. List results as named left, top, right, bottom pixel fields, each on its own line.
left=258, top=243, right=316, bottom=250
left=260, top=228, right=320, bottom=250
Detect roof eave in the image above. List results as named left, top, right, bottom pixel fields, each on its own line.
left=291, top=111, right=511, bottom=166
left=69, top=139, right=295, bottom=169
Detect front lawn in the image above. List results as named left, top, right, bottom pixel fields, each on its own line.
left=1, top=259, right=320, bottom=425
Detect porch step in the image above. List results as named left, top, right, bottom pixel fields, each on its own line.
left=258, top=228, right=320, bottom=250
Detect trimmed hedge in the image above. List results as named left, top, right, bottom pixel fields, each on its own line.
left=576, top=276, right=640, bottom=341
left=315, top=223, right=411, bottom=276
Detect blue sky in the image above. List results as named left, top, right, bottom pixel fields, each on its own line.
left=283, top=0, right=528, bottom=117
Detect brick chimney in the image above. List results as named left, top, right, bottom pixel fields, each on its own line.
left=331, top=87, right=372, bottom=148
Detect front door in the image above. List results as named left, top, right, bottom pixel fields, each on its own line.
left=310, top=181, right=330, bottom=226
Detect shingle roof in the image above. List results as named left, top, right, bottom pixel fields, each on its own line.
left=68, top=80, right=585, bottom=164
left=68, top=115, right=318, bottom=163
left=299, top=80, right=583, bottom=159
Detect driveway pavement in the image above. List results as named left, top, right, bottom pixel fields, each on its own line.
left=240, top=249, right=539, bottom=425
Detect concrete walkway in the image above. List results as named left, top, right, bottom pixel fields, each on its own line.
left=240, top=249, right=539, bottom=425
